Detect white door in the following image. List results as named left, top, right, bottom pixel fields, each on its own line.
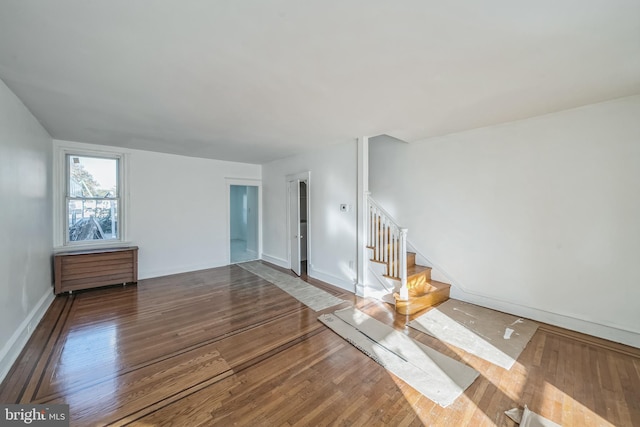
left=289, top=179, right=301, bottom=276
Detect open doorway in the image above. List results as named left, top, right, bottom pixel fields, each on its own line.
left=229, top=184, right=260, bottom=264
left=287, top=172, right=310, bottom=276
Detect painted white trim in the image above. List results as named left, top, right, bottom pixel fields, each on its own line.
left=286, top=171, right=311, bottom=273
left=261, top=253, right=289, bottom=269
left=309, top=266, right=355, bottom=292
left=0, top=290, right=55, bottom=383
left=53, top=140, right=131, bottom=250
left=225, top=178, right=263, bottom=265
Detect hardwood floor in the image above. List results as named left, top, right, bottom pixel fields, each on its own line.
left=1, top=262, right=639, bottom=426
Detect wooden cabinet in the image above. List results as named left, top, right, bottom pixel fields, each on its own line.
left=54, top=246, right=138, bottom=294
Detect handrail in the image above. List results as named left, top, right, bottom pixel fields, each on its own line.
left=367, top=196, right=409, bottom=300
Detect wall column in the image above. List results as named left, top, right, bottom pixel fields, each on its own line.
left=356, top=136, right=369, bottom=296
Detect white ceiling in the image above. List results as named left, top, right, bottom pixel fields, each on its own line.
left=1, top=1, right=639, bottom=164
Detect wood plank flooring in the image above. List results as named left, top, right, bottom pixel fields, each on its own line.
left=1, top=262, right=639, bottom=426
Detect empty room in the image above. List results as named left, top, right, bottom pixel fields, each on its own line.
left=1, top=1, right=639, bottom=426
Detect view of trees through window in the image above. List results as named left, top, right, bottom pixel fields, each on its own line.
left=67, top=155, right=119, bottom=242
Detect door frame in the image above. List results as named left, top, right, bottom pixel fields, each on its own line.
left=226, top=178, right=262, bottom=265
left=286, top=171, right=311, bottom=274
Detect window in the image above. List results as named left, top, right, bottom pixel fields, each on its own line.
left=65, top=154, right=122, bottom=245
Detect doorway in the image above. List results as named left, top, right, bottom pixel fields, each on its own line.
left=288, top=172, right=310, bottom=276
left=229, top=184, right=259, bottom=263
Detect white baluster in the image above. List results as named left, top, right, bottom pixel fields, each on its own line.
left=397, top=230, right=401, bottom=278
left=383, top=217, right=388, bottom=266
left=376, top=209, right=381, bottom=261
left=391, top=230, right=396, bottom=278
left=368, top=204, right=371, bottom=247
left=379, top=212, right=382, bottom=262
left=390, top=228, right=394, bottom=278
left=397, top=230, right=400, bottom=275
left=369, top=206, right=375, bottom=249
left=373, top=208, right=376, bottom=261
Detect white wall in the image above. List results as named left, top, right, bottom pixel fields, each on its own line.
left=0, top=78, right=54, bottom=380
left=370, top=96, right=640, bottom=347
left=53, top=140, right=261, bottom=279
left=246, top=185, right=259, bottom=253
left=262, top=140, right=358, bottom=291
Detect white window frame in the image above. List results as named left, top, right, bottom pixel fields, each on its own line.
left=54, top=142, right=129, bottom=249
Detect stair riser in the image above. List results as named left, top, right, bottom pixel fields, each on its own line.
left=407, top=274, right=426, bottom=288
left=407, top=252, right=416, bottom=268
left=394, top=287, right=450, bottom=316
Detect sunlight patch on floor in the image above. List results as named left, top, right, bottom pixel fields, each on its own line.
left=542, top=381, right=615, bottom=426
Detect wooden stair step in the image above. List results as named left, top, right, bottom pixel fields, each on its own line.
left=394, top=281, right=451, bottom=315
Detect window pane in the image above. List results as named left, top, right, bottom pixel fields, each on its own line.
left=68, top=199, right=118, bottom=241
left=69, top=156, right=118, bottom=197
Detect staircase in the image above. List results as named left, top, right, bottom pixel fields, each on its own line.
left=391, top=252, right=451, bottom=315
left=368, top=196, right=450, bottom=315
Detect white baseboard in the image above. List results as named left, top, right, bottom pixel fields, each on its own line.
left=0, top=289, right=55, bottom=383
left=309, top=266, right=355, bottom=292
left=260, top=253, right=289, bottom=269
left=450, top=286, right=640, bottom=349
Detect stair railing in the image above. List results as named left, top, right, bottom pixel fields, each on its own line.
left=367, top=196, right=409, bottom=301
